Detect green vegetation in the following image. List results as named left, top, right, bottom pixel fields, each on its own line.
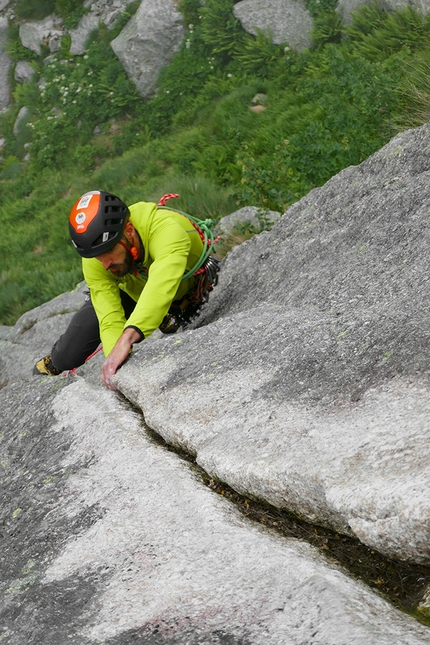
left=0, top=0, right=429, bottom=324
left=14, top=0, right=87, bottom=28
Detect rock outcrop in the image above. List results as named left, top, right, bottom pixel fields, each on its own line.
left=69, top=0, right=137, bottom=55
left=19, top=16, right=64, bottom=55
left=111, top=0, right=184, bottom=99
left=214, top=206, right=281, bottom=239
left=1, top=376, right=429, bottom=643
left=0, top=16, right=11, bottom=110
left=233, top=0, right=313, bottom=52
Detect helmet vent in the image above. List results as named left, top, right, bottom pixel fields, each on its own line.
left=105, top=217, right=122, bottom=226
left=104, top=205, right=125, bottom=214
left=92, top=232, right=115, bottom=248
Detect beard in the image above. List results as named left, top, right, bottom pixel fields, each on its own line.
left=109, top=249, right=133, bottom=277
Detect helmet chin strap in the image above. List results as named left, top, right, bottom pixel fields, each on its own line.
left=118, top=239, right=139, bottom=277
left=118, top=239, right=139, bottom=260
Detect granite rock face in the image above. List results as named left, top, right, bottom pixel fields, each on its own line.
left=110, top=0, right=184, bottom=98
left=1, top=377, right=430, bottom=643
left=0, top=282, right=88, bottom=387
left=115, top=121, right=430, bottom=565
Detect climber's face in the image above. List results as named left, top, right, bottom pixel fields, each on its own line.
left=96, top=242, right=132, bottom=277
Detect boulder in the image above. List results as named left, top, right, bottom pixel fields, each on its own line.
left=14, top=60, right=35, bottom=83
left=233, top=0, right=313, bottom=52
left=19, top=17, right=64, bottom=55
left=0, top=16, right=12, bottom=110
left=111, top=0, right=185, bottom=98
left=0, top=281, right=88, bottom=386
left=114, top=121, right=430, bottom=565
left=13, top=105, right=30, bottom=136
left=62, top=0, right=138, bottom=55
left=68, top=13, right=100, bottom=55
left=214, top=206, right=281, bottom=238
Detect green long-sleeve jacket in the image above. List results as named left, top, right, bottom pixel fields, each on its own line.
left=82, top=201, right=204, bottom=356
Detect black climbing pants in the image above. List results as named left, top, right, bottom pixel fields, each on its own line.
left=51, top=290, right=137, bottom=372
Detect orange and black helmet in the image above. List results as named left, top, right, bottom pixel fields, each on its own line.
left=68, top=190, right=129, bottom=258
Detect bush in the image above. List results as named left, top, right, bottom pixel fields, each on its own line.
left=14, top=0, right=56, bottom=21
left=343, top=3, right=430, bottom=60
left=14, top=0, right=87, bottom=27
left=395, top=47, right=430, bottom=129
left=28, top=43, right=141, bottom=172
left=136, top=173, right=237, bottom=220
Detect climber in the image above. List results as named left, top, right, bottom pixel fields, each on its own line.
left=33, top=190, right=220, bottom=390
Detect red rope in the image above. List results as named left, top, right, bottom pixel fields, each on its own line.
left=157, top=193, right=210, bottom=247
left=65, top=345, right=103, bottom=376
left=157, top=193, right=179, bottom=206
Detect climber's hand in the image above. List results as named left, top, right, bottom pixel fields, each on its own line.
left=101, top=328, right=141, bottom=390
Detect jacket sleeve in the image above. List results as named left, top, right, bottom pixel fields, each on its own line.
left=124, top=214, right=191, bottom=338
left=82, top=258, right=129, bottom=357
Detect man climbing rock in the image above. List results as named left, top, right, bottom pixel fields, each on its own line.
left=33, top=190, right=220, bottom=389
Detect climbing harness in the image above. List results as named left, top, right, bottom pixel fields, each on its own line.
left=157, top=193, right=221, bottom=333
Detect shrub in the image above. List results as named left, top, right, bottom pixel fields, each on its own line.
left=6, top=22, right=39, bottom=63
left=54, top=0, right=87, bottom=29
left=14, top=0, right=56, bottom=21
left=343, top=3, right=430, bottom=60
left=138, top=173, right=237, bottom=220
left=395, top=48, right=430, bottom=129
left=15, top=0, right=87, bottom=27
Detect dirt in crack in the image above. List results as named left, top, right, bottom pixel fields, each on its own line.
left=203, top=476, right=430, bottom=625
left=120, top=397, right=430, bottom=626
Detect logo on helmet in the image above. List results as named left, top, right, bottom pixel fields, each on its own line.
left=75, top=211, right=87, bottom=230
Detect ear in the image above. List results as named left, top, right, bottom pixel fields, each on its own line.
left=124, top=220, right=135, bottom=240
